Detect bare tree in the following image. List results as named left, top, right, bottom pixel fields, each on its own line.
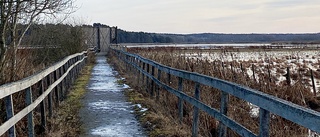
left=0, top=0, right=75, bottom=82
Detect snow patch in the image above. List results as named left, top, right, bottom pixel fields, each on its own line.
left=135, top=104, right=148, bottom=112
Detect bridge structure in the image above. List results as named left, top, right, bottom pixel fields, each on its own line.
left=109, top=45, right=320, bottom=137
left=1, top=23, right=320, bottom=137
left=0, top=23, right=119, bottom=137
left=0, top=52, right=87, bottom=137
left=83, top=23, right=117, bottom=53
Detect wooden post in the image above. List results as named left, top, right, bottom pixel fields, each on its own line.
left=192, top=83, right=200, bottom=137
left=151, top=65, right=155, bottom=97
left=142, top=62, right=145, bottom=84
left=146, top=63, right=150, bottom=93
left=218, top=92, right=229, bottom=137
left=167, top=72, right=171, bottom=85
left=230, top=62, right=234, bottom=73
left=213, top=61, right=217, bottom=72
left=166, top=73, right=171, bottom=101
left=125, top=55, right=128, bottom=70
left=240, top=63, right=244, bottom=73
left=311, top=69, right=317, bottom=96
left=156, top=69, right=162, bottom=101
left=70, top=59, right=74, bottom=84
left=230, top=63, right=236, bottom=81
left=137, top=60, right=141, bottom=85
left=267, top=65, right=271, bottom=83
left=178, top=77, right=184, bottom=124
left=131, top=57, right=134, bottom=72
left=47, top=74, right=53, bottom=118
left=221, top=62, right=225, bottom=78
left=54, top=70, right=60, bottom=105
left=259, top=108, right=270, bottom=137
left=68, top=62, right=72, bottom=89
left=60, top=67, right=64, bottom=101
left=252, top=64, right=256, bottom=82
left=286, top=67, right=291, bottom=85
left=66, top=63, right=71, bottom=92
left=62, top=65, right=66, bottom=98
left=25, top=87, right=34, bottom=137
left=39, top=80, right=46, bottom=131
left=5, top=95, right=16, bottom=137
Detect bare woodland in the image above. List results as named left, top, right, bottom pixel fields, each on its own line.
left=0, top=0, right=76, bottom=83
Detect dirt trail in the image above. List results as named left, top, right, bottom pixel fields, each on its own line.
left=79, top=56, right=146, bottom=137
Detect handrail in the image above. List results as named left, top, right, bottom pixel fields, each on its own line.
left=0, top=51, right=86, bottom=99
left=111, top=47, right=320, bottom=136
left=0, top=51, right=87, bottom=136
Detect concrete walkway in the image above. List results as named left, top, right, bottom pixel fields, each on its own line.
left=79, top=56, right=146, bottom=137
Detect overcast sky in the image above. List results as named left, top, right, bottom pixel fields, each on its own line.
left=73, top=0, right=320, bottom=34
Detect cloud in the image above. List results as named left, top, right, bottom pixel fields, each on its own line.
left=73, top=0, right=320, bottom=33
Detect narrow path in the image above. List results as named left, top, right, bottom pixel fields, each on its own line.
left=79, top=56, right=146, bottom=137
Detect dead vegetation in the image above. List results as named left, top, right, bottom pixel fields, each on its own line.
left=48, top=61, right=94, bottom=136
left=108, top=54, right=191, bottom=137
left=0, top=50, right=95, bottom=137
left=108, top=47, right=320, bottom=137
left=47, top=51, right=95, bottom=136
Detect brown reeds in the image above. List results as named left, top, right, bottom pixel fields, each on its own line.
left=114, top=47, right=320, bottom=137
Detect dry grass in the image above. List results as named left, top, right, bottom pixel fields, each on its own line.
left=108, top=53, right=191, bottom=137
left=0, top=50, right=95, bottom=137
left=48, top=54, right=95, bottom=136
left=116, top=47, right=319, bottom=137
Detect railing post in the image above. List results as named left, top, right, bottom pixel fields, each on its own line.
left=67, top=61, right=72, bottom=89
left=192, top=82, right=200, bottom=137
left=63, top=64, right=68, bottom=97
left=285, top=67, right=291, bottom=85
left=151, top=65, right=155, bottom=97
left=218, top=92, right=229, bottom=137
left=178, top=77, right=184, bottom=124
left=259, top=108, right=270, bottom=137
left=167, top=72, right=171, bottom=85
left=311, top=69, right=317, bottom=96
left=65, top=62, right=69, bottom=90
left=60, top=67, right=65, bottom=100
left=66, top=62, right=71, bottom=91
left=125, top=55, right=128, bottom=70
left=39, top=80, right=46, bottom=131
left=129, top=56, right=133, bottom=72
left=221, top=62, right=225, bottom=78
left=240, top=63, right=244, bottom=73
left=252, top=64, right=256, bottom=82
left=267, top=65, right=272, bottom=83
left=146, top=63, right=150, bottom=93
left=47, top=74, right=53, bottom=118
left=5, top=95, right=16, bottom=137
left=156, top=69, right=162, bottom=101
left=54, top=70, right=60, bottom=104
left=142, top=62, right=145, bottom=84
left=70, top=59, right=74, bottom=84
left=25, top=87, right=34, bottom=137
left=166, top=72, right=171, bottom=100
left=137, top=60, right=141, bottom=85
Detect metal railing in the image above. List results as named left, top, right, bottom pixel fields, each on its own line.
left=0, top=51, right=87, bottom=137
left=111, top=47, right=320, bottom=137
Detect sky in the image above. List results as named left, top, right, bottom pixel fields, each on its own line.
left=73, top=0, right=320, bottom=34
